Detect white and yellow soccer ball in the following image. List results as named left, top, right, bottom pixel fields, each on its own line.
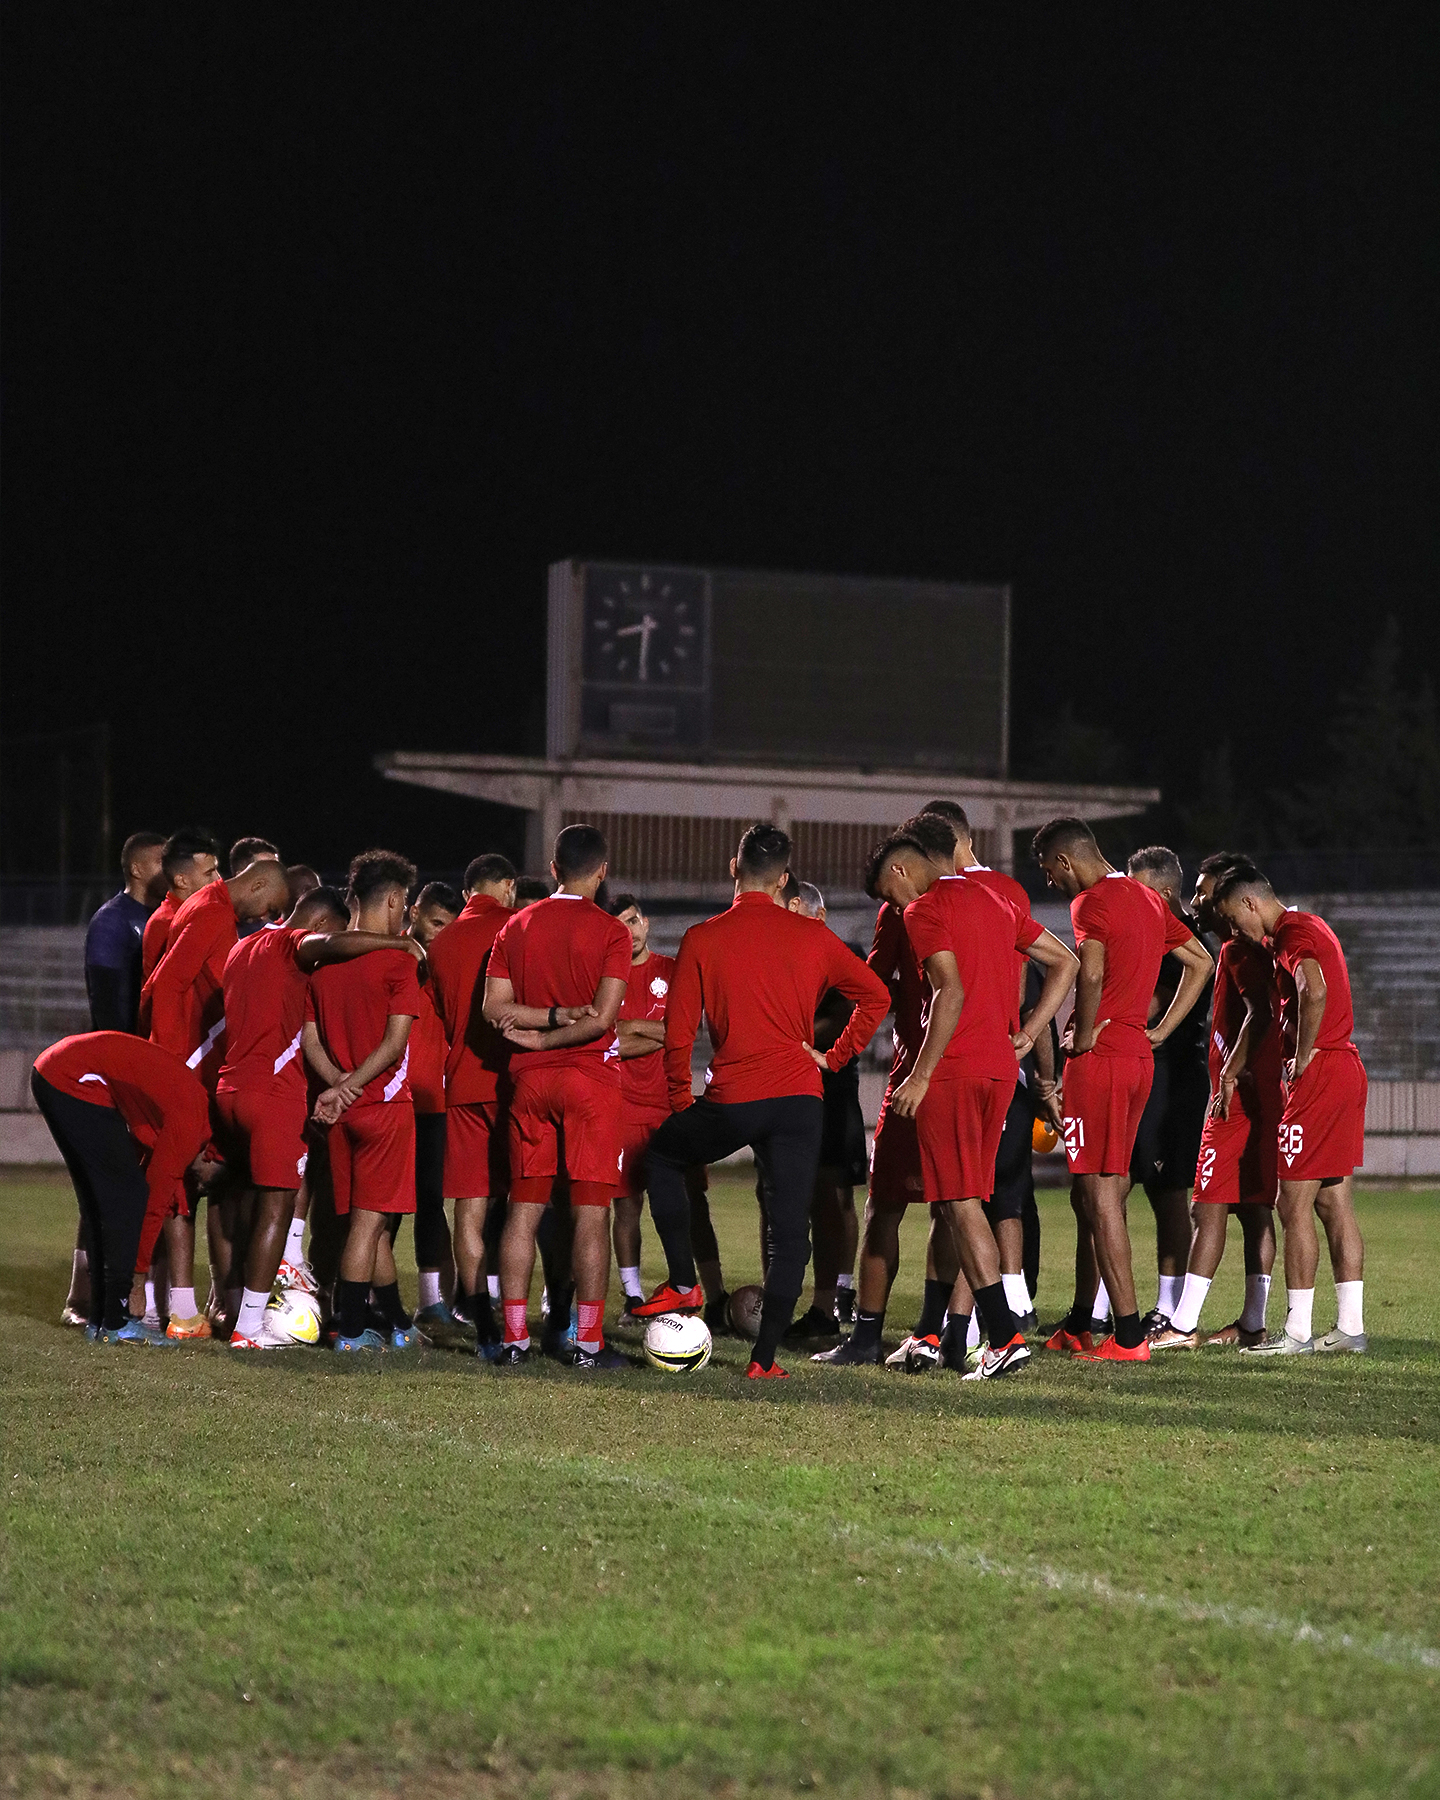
left=264, top=1287, right=322, bottom=1346
left=642, top=1312, right=712, bottom=1373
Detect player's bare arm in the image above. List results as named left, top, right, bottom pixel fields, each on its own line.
left=295, top=929, right=425, bottom=976
left=1145, top=935, right=1214, bottom=1047
left=617, top=1017, right=666, bottom=1059
left=1013, top=929, right=1079, bottom=1059
left=493, top=974, right=627, bottom=1052
left=891, top=949, right=965, bottom=1118
left=302, top=1020, right=350, bottom=1124
left=481, top=972, right=596, bottom=1035
left=1212, top=987, right=1269, bottom=1119
left=1289, top=955, right=1328, bottom=1082
left=319, top=1012, right=415, bottom=1120
left=1066, top=937, right=1110, bottom=1053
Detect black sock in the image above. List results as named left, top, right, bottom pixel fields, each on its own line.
left=102, top=1276, right=129, bottom=1332
left=752, top=1294, right=797, bottom=1370
left=465, top=1288, right=497, bottom=1342
left=338, top=1279, right=369, bottom=1338
left=852, top=1307, right=885, bottom=1349
left=1114, top=1310, right=1145, bottom=1350
left=915, top=1278, right=950, bottom=1339
left=546, top=1284, right=574, bottom=1334
left=373, top=1283, right=412, bottom=1330
left=974, top=1282, right=1017, bottom=1349
left=1063, top=1299, right=1093, bottom=1334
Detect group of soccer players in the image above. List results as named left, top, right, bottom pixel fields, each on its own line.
left=40, top=799, right=1370, bottom=1377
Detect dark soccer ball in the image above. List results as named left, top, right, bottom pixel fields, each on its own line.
left=726, top=1284, right=765, bottom=1339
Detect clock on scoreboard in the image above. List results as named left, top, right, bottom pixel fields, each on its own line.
left=546, top=559, right=1010, bottom=774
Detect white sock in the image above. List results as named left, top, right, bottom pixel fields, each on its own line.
left=487, top=1273, right=501, bottom=1302
left=284, top=1217, right=306, bottom=1263
left=169, top=1285, right=197, bottom=1320
left=1170, top=1273, right=1212, bottom=1334
left=966, top=1311, right=981, bottom=1348
left=1001, top=1273, right=1031, bottom=1317
left=416, top=1270, right=443, bottom=1309
left=1241, top=1273, right=1271, bottom=1333
left=619, top=1265, right=644, bottom=1299
left=72, top=1248, right=88, bottom=1280
left=235, top=1288, right=269, bottom=1338
left=1157, top=1274, right=1183, bottom=1317
left=1285, top=1288, right=1314, bottom=1343
left=143, top=1279, right=158, bottom=1321
left=1091, top=1279, right=1111, bottom=1322
left=836, top=1272, right=854, bottom=1291
left=1335, top=1280, right=1364, bottom=1336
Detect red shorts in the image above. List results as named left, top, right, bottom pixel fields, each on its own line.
left=328, top=1104, right=416, bottom=1216
left=1276, top=1046, right=1367, bottom=1181
left=212, top=1087, right=309, bottom=1191
left=868, top=1087, right=927, bottom=1210
left=442, top=1098, right=509, bottom=1199
left=617, top=1105, right=669, bottom=1200
left=508, top=1064, right=622, bottom=1200
left=1193, top=1080, right=1280, bottom=1206
left=1062, top=1052, right=1153, bottom=1175
left=916, top=1074, right=1010, bottom=1203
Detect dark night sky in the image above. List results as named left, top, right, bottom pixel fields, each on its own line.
left=4, top=7, right=1439, bottom=877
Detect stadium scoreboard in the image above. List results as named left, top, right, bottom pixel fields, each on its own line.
left=547, top=560, right=1010, bottom=775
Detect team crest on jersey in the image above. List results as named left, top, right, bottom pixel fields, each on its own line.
left=649, top=976, right=669, bottom=999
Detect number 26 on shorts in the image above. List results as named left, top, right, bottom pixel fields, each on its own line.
left=1277, top=1122, right=1304, bottom=1166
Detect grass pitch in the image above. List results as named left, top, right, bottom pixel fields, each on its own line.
left=1, top=1167, right=1438, bottom=1800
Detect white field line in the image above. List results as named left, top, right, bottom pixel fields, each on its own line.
left=316, top=1411, right=1440, bottom=1673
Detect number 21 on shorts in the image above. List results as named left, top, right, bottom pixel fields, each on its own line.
left=1063, top=1115, right=1085, bottom=1157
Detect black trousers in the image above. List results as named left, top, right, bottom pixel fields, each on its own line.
left=649, top=1094, right=824, bottom=1305
left=32, top=1072, right=148, bottom=1330
left=413, top=1111, right=449, bottom=1268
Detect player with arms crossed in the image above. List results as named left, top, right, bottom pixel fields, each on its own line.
left=1213, top=867, right=1368, bottom=1354
left=303, top=850, right=424, bottom=1352
left=1151, top=854, right=1279, bottom=1349
left=863, top=821, right=1078, bottom=1378
left=482, top=825, right=633, bottom=1371
left=1033, top=818, right=1213, bottom=1362
left=635, top=824, right=890, bottom=1379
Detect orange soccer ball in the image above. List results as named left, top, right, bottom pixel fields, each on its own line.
left=1032, top=1118, right=1060, bottom=1154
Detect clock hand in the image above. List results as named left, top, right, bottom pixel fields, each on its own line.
left=616, top=613, right=658, bottom=681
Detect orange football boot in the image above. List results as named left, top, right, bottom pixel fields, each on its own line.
left=746, top=1360, right=789, bottom=1379
left=1043, top=1324, right=1093, bottom=1357
left=1076, top=1334, right=1151, bottom=1363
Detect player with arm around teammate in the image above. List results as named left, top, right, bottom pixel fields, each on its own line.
left=1213, top=867, right=1368, bottom=1355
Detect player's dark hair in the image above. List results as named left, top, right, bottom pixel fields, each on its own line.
left=1031, top=816, right=1097, bottom=862
left=285, top=864, right=321, bottom=904
left=515, top=875, right=553, bottom=906
left=862, top=829, right=934, bottom=899
left=1127, top=845, right=1183, bottom=887
left=922, top=799, right=970, bottom=837
left=553, top=824, right=608, bottom=881
left=229, top=836, right=279, bottom=875
left=292, top=885, right=348, bottom=928
left=416, top=880, right=463, bottom=916
left=463, top=853, right=517, bottom=891
left=1211, top=864, right=1275, bottom=905
left=609, top=892, right=643, bottom=917
left=347, top=848, right=418, bottom=906
left=161, top=828, right=219, bottom=880
left=736, top=823, right=791, bottom=880
left=1197, top=850, right=1258, bottom=879
left=901, top=811, right=958, bottom=861
left=119, top=830, right=165, bottom=874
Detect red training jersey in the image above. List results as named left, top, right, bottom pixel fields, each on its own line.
left=869, top=902, right=925, bottom=1088
left=488, top=893, right=633, bottom=1074
left=1210, top=936, right=1283, bottom=1096
left=409, top=981, right=448, bottom=1114
left=426, top=893, right=513, bottom=1105
left=618, top=951, right=675, bottom=1115
left=33, top=1032, right=211, bottom=1270
left=664, top=891, right=890, bottom=1110
left=1070, top=873, right=1194, bottom=1059
left=306, top=948, right=422, bottom=1107
left=903, top=875, right=1043, bottom=1082
left=140, top=891, right=178, bottom=985
left=216, top=926, right=311, bottom=1100
left=1269, top=909, right=1357, bottom=1055
left=142, top=880, right=239, bottom=1083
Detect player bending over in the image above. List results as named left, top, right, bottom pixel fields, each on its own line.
left=1033, top=817, right=1213, bottom=1363
left=1213, top=867, right=1368, bottom=1355
left=303, top=851, right=424, bottom=1352
left=483, top=825, right=633, bottom=1371
left=1150, top=854, right=1279, bottom=1349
